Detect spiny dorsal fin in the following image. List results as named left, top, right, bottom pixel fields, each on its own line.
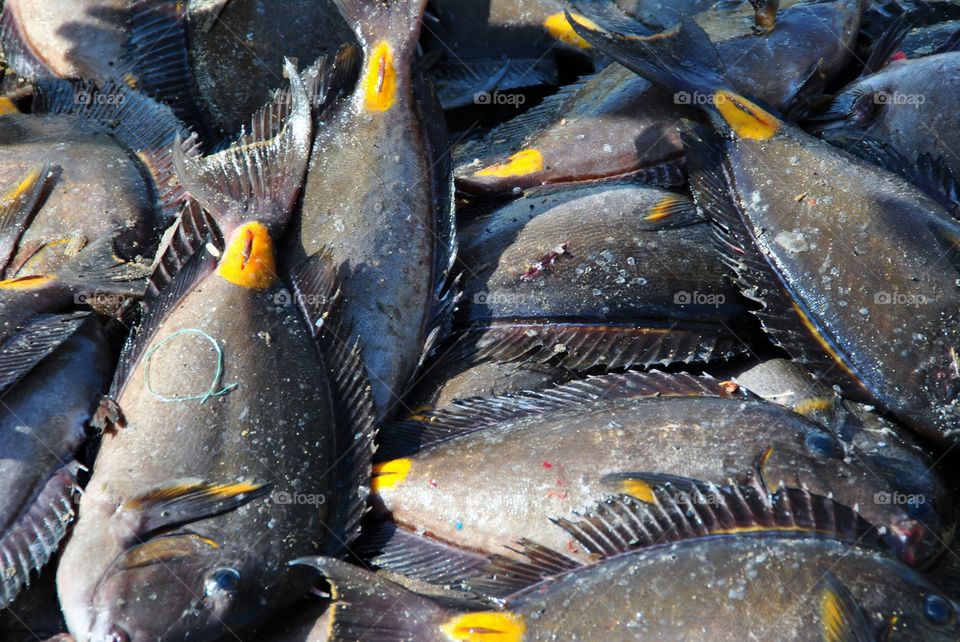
left=565, top=474, right=880, bottom=555
left=379, top=371, right=748, bottom=459
left=461, top=475, right=881, bottom=601
left=287, top=250, right=377, bottom=553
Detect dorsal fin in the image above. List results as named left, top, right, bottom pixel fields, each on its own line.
left=110, top=201, right=221, bottom=399
left=33, top=77, right=201, bottom=223
left=126, top=0, right=208, bottom=133
left=287, top=250, right=377, bottom=553
left=379, top=371, right=748, bottom=459
left=462, top=475, right=881, bottom=601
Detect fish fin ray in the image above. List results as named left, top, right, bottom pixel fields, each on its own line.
left=0, top=312, right=89, bottom=395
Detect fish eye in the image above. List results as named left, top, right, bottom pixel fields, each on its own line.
left=204, top=568, right=240, bottom=596
left=804, top=432, right=843, bottom=459
left=924, top=594, right=955, bottom=625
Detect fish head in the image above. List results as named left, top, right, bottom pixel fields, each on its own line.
left=86, top=533, right=255, bottom=642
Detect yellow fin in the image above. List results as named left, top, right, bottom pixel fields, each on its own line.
left=440, top=612, right=526, bottom=642
left=714, top=90, right=780, bottom=140
left=474, top=149, right=544, bottom=179
left=371, top=458, right=412, bottom=493
left=619, top=478, right=656, bottom=503
left=544, top=13, right=598, bottom=49
left=216, top=222, right=276, bottom=289
left=646, top=193, right=686, bottom=222
left=118, top=533, right=220, bottom=571
left=0, top=274, right=55, bottom=290
left=363, top=41, right=398, bottom=112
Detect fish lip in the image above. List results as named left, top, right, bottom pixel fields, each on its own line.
left=88, top=622, right=131, bottom=642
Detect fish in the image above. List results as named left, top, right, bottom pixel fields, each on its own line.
left=422, top=0, right=599, bottom=109
left=0, top=316, right=113, bottom=610
left=125, top=0, right=356, bottom=136
left=0, top=0, right=131, bottom=83
left=247, top=600, right=331, bottom=642
left=365, top=371, right=943, bottom=577
left=55, top=62, right=376, bottom=642
left=456, top=0, right=864, bottom=197
left=810, top=51, right=960, bottom=180
left=402, top=345, right=572, bottom=413
left=0, top=78, right=196, bottom=278
left=293, top=0, right=456, bottom=419
left=300, top=495, right=960, bottom=641
left=1, top=565, right=68, bottom=642
left=453, top=182, right=749, bottom=370
left=571, top=16, right=960, bottom=445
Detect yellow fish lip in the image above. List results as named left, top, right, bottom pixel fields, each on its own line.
left=216, top=221, right=277, bottom=290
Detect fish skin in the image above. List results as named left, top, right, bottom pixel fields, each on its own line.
left=403, top=356, right=571, bottom=412
left=814, top=53, right=960, bottom=180
left=55, top=68, right=347, bottom=642
left=455, top=183, right=748, bottom=369
left=299, top=539, right=960, bottom=641
left=457, top=0, right=863, bottom=197
left=1, top=0, right=130, bottom=81
left=293, top=0, right=451, bottom=418
left=185, top=0, right=355, bottom=136
left=0, top=114, right=158, bottom=276
left=374, top=393, right=939, bottom=564
left=499, top=537, right=960, bottom=640
left=0, top=318, right=112, bottom=609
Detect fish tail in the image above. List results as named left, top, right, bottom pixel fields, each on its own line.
left=332, top=0, right=428, bottom=53
left=291, top=557, right=512, bottom=642
left=567, top=8, right=730, bottom=100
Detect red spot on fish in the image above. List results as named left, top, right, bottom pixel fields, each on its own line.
left=542, top=461, right=553, bottom=469
left=890, top=51, right=907, bottom=62
left=805, top=197, right=817, bottom=207
left=377, top=54, right=387, bottom=93
left=546, top=490, right=569, bottom=500
left=566, top=540, right=581, bottom=554
left=241, top=228, right=255, bottom=270
left=521, top=242, right=570, bottom=281
left=428, top=479, right=438, bottom=488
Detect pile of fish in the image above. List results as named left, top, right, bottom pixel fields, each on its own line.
left=1, top=0, right=960, bottom=640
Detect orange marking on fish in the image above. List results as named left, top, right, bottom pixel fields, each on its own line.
left=0, top=97, right=19, bottom=115
left=371, top=458, right=412, bottom=493
left=474, top=149, right=544, bottom=179
left=216, top=221, right=276, bottom=289
left=363, top=41, right=397, bottom=112
left=440, top=612, right=526, bottom=642
left=714, top=90, right=780, bottom=140
left=543, top=12, right=597, bottom=49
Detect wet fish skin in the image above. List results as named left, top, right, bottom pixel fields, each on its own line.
left=300, top=539, right=960, bottom=641
left=0, top=114, right=158, bottom=276
left=457, top=0, right=863, bottom=197
left=814, top=53, right=960, bottom=180
left=294, top=0, right=451, bottom=418
left=375, top=391, right=940, bottom=564
left=185, top=0, right=354, bottom=136
left=55, top=66, right=354, bottom=642
left=0, top=318, right=112, bottom=609
left=1, top=0, right=129, bottom=82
